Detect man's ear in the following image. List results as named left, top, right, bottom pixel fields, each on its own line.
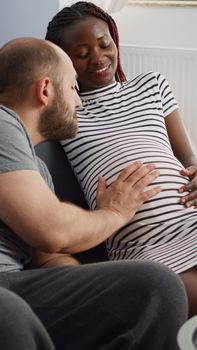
left=36, top=77, right=52, bottom=106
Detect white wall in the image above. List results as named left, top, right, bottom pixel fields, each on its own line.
left=0, top=0, right=59, bottom=47
left=0, top=1, right=197, bottom=146
left=112, top=4, right=197, bottom=148
left=1, top=2, right=196, bottom=49
left=0, top=0, right=104, bottom=47
left=113, top=5, right=197, bottom=49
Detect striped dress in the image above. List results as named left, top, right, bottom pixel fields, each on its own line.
left=61, top=72, right=197, bottom=273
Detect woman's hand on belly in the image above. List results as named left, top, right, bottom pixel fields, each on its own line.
left=179, top=166, right=197, bottom=208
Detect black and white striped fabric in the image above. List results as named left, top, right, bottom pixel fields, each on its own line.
left=61, top=72, right=197, bottom=273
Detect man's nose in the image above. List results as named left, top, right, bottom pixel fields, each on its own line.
left=75, top=91, right=81, bottom=108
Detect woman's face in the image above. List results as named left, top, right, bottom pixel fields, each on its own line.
left=61, top=16, right=118, bottom=92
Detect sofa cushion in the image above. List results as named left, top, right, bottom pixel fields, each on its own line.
left=35, top=141, right=108, bottom=263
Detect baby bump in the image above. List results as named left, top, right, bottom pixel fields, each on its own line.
left=133, top=162, right=192, bottom=224
left=82, top=155, right=190, bottom=213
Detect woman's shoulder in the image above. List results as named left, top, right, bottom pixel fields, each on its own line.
left=123, top=71, right=163, bottom=88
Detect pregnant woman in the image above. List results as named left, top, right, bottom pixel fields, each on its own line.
left=46, top=1, right=197, bottom=316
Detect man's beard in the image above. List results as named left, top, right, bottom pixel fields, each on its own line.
left=38, top=88, right=78, bottom=141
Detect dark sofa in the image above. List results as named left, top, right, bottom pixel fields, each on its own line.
left=35, top=141, right=108, bottom=264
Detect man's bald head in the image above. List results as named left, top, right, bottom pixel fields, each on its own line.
left=0, top=37, right=72, bottom=103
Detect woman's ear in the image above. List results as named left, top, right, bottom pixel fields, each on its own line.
left=36, top=77, right=52, bottom=106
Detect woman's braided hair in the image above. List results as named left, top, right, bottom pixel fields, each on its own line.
left=45, top=1, right=126, bottom=83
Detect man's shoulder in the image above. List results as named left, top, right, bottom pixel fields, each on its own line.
left=0, top=105, right=38, bottom=174
left=0, top=105, right=20, bottom=122
left=0, top=106, right=26, bottom=135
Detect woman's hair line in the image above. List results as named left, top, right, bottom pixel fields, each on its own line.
left=45, top=1, right=126, bottom=83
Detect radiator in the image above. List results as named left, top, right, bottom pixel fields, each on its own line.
left=120, top=45, right=197, bottom=148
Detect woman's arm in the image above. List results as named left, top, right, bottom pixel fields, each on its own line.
left=165, top=109, right=197, bottom=207
left=165, top=109, right=197, bottom=167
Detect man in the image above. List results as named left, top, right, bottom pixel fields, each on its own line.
left=0, top=287, right=55, bottom=350
left=0, top=37, right=187, bottom=350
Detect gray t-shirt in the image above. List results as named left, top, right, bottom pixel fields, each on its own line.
left=0, top=106, right=54, bottom=272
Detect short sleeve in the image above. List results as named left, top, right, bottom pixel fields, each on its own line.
left=155, top=73, right=178, bottom=117
left=0, top=107, right=38, bottom=174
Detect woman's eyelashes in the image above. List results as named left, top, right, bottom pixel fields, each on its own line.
left=75, top=40, right=111, bottom=59
left=76, top=50, right=89, bottom=59
left=100, top=39, right=111, bottom=49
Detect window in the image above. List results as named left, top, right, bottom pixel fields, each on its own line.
left=128, top=0, right=197, bottom=6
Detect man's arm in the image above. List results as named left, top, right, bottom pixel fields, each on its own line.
left=28, top=249, right=80, bottom=268
left=0, top=161, right=161, bottom=254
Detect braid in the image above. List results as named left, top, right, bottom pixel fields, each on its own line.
left=45, top=1, right=126, bottom=83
